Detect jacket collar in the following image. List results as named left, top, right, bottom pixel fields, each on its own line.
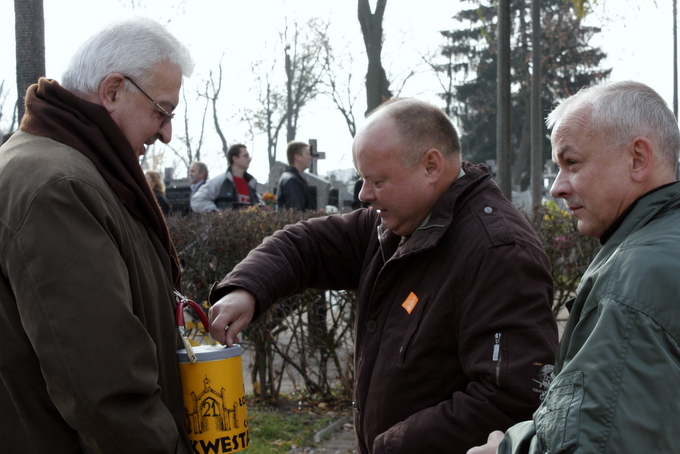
left=283, top=165, right=306, bottom=182
left=580, top=182, right=680, bottom=294
left=227, top=167, right=254, bottom=183
left=599, top=181, right=679, bottom=245
left=377, top=161, right=494, bottom=256
left=600, top=181, right=680, bottom=250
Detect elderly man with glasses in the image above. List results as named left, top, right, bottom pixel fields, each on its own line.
left=0, top=18, right=195, bottom=453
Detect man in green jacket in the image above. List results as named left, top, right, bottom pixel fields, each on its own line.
left=469, top=81, right=680, bottom=453
left=0, top=18, right=194, bottom=453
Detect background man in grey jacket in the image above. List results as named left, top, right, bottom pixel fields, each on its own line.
left=469, top=81, right=680, bottom=453
left=0, top=18, right=194, bottom=453
left=208, top=98, right=558, bottom=453
left=191, top=143, right=259, bottom=212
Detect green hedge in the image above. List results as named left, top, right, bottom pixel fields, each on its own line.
left=168, top=203, right=599, bottom=403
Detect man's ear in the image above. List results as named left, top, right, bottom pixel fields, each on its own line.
left=630, top=136, right=654, bottom=183
left=98, top=73, right=126, bottom=114
left=422, top=148, right=444, bottom=181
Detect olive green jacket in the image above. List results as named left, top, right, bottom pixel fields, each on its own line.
left=0, top=132, right=190, bottom=453
left=500, top=182, right=680, bottom=454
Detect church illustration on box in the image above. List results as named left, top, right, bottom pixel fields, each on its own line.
left=184, top=375, right=242, bottom=434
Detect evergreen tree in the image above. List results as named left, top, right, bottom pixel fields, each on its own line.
left=436, top=0, right=610, bottom=190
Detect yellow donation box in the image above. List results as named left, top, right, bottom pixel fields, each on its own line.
left=177, top=345, right=249, bottom=453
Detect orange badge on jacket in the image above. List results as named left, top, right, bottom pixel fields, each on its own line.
left=401, top=292, right=419, bottom=314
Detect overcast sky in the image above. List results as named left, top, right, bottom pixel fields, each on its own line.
left=0, top=0, right=676, bottom=183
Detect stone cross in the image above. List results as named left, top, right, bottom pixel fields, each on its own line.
left=308, top=139, right=326, bottom=175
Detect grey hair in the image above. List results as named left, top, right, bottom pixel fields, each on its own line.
left=61, top=17, right=194, bottom=96
left=547, top=81, right=680, bottom=171
left=191, top=161, right=208, bottom=178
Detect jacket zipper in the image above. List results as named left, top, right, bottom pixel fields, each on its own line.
left=493, top=333, right=501, bottom=386
left=377, top=225, right=387, bottom=263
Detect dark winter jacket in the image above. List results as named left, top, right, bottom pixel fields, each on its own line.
left=212, top=162, right=558, bottom=454
left=277, top=166, right=316, bottom=210
left=0, top=133, right=190, bottom=452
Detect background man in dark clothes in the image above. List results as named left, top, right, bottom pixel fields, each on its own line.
left=277, top=140, right=317, bottom=210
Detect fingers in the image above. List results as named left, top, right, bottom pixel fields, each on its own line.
left=488, top=431, right=505, bottom=444
left=223, top=319, right=245, bottom=347
left=208, top=304, right=234, bottom=345
left=208, top=289, right=256, bottom=346
left=465, top=431, right=505, bottom=454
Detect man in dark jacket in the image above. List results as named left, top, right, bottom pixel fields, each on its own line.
left=277, top=140, right=317, bottom=210
left=0, top=18, right=194, bottom=453
left=469, top=81, right=680, bottom=454
left=209, top=98, right=558, bottom=454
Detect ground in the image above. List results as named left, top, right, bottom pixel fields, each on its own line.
left=246, top=393, right=355, bottom=454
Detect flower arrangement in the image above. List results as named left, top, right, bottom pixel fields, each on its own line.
left=262, top=191, right=276, bottom=208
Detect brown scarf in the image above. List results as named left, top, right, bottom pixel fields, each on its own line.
left=20, top=78, right=182, bottom=290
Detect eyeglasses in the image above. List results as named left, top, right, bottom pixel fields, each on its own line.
left=124, top=76, right=174, bottom=126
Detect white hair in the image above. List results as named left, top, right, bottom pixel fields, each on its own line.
left=61, top=17, right=194, bottom=95
left=547, top=80, right=680, bottom=171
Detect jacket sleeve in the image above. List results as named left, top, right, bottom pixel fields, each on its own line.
left=526, top=297, right=680, bottom=454
left=373, top=243, right=557, bottom=454
left=190, top=176, right=221, bottom=212
left=497, top=421, right=541, bottom=454
left=6, top=178, right=183, bottom=453
left=210, top=210, right=375, bottom=313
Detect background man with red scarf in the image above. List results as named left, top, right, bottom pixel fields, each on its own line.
left=0, top=18, right=195, bottom=453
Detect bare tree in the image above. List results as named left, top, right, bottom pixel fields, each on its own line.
left=530, top=0, right=542, bottom=208
left=497, top=0, right=512, bottom=198
left=202, top=63, right=229, bottom=160
left=283, top=19, right=330, bottom=142
left=165, top=83, right=210, bottom=173
left=321, top=45, right=362, bottom=138
left=0, top=80, right=18, bottom=136
left=674, top=0, right=678, bottom=118
left=249, top=18, right=329, bottom=173
left=358, top=0, right=392, bottom=114
left=324, top=24, right=417, bottom=138
left=251, top=58, right=288, bottom=172
left=14, top=0, right=45, bottom=123
left=422, top=49, right=457, bottom=117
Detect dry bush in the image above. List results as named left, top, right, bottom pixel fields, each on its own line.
left=168, top=207, right=355, bottom=404
left=527, top=201, right=601, bottom=318
left=168, top=202, right=599, bottom=404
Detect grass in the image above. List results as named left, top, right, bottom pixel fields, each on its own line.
left=244, top=393, right=350, bottom=453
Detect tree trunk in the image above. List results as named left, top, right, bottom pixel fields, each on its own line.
left=358, top=0, right=392, bottom=114
left=14, top=0, right=45, bottom=123
left=512, top=114, right=531, bottom=188
left=496, top=0, right=512, bottom=199
left=531, top=0, right=543, bottom=208
left=285, top=48, right=295, bottom=142
left=674, top=0, right=678, bottom=119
